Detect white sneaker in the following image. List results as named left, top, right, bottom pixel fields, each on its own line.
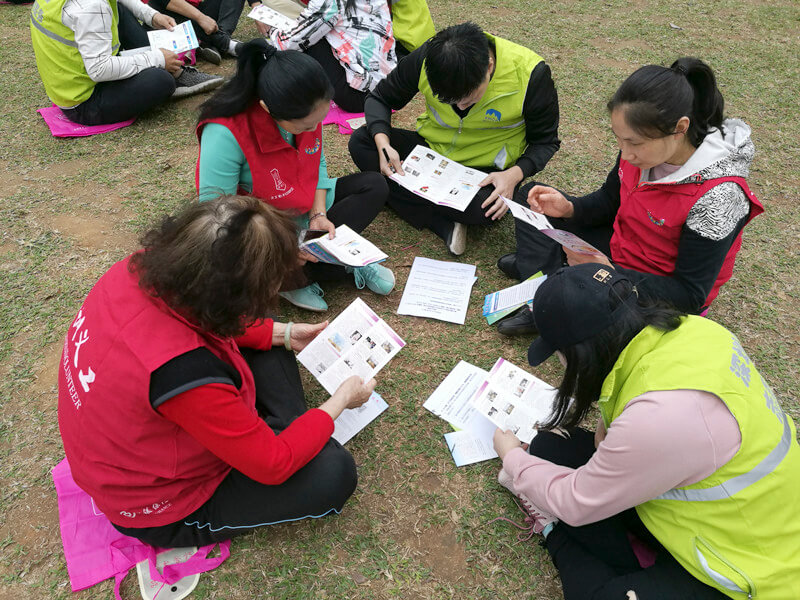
left=446, top=222, right=466, bottom=256
left=495, top=468, right=558, bottom=538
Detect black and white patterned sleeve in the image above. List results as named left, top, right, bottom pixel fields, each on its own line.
left=685, top=182, right=750, bottom=241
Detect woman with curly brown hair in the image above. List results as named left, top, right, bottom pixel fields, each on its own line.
left=57, top=195, right=375, bottom=547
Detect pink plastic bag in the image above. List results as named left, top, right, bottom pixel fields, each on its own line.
left=52, top=458, right=230, bottom=599
left=322, top=101, right=367, bottom=135
left=37, top=106, right=135, bottom=138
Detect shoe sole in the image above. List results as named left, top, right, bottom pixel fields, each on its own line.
left=172, top=77, right=224, bottom=98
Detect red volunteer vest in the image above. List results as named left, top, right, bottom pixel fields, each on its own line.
left=57, top=256, right=257, bottom=528
left=195, top=102, right=322, bottom=213
left=609, top=159, right=763, bottom=307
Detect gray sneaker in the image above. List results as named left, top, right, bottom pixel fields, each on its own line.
left=196, top=45, right=222, bottom=65
left=172, top=66, right=224, bottom=98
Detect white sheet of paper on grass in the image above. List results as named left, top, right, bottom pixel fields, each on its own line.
left=397, top=257, right=477, bottom=324
left=332, top=392, right=388, bottom=445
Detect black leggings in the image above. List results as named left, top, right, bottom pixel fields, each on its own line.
left=513, top=180, right=614, bottom=279
left=531, top=429, right=727, bottom=600
left=306, top=38, right=369, bottom=113
left=113, top=348, right=357, bottom=548
left=304, top=171, right=389, bottom=282
left=349, top=125, right=517, bottom=234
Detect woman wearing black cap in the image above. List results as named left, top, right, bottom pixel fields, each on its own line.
left=491, top=264, right=800, bottom=599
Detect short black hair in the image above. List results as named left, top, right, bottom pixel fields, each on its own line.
left=424, top=22, right=490, bottom=104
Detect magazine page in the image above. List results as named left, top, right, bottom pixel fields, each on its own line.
left=297, top=298, right=406, bottom=394
left=389, top=145, right=486, bottom=211
left=300, top=224, right=387, bottom=267
left=247, top=5, right=298, bottom=30
left=470, top=357, right=557, bottom=443
left=147, top=21, right=198, bottom=53
left=332, top=392, right=388, bottom=445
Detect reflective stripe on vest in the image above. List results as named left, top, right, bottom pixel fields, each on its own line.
left=656, top=411, right=792, bottom=502
left=30, top=13, right=77, bottom=47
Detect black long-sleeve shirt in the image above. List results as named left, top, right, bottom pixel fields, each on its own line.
left=364, top=40, right=560, bottom=177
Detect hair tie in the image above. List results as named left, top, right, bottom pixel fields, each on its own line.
left=673, top=64, right=688, bottom=76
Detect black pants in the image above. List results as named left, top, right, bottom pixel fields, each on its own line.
left=531, top=429, right=727, bottom=600
left=113, top=348, right=358, bottom=547
left=61, top=5, right=176, bottom=126
left=349, top=125, right=516, bottom=236
left=148, top=0, right=245, bottom=53
left=513, top=181, right=614, bottom=279
left=306, top=38, right=369, bottom=113
left=304, top=171, right=389, bottom=282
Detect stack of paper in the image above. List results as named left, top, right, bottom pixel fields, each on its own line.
left=482, top=273, right=546, bottom=324
left=397, top=257, right=477, bottom=325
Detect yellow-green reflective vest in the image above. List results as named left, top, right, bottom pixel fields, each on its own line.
left=390, top=0, right=434, bottom=53
left=599, top=316, right=800, bottom=599
left=416, top=34, right=542, bottom=169
left=30, top=0, right=120, bottom=107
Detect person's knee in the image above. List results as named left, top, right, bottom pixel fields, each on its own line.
left=364, top=171, right=389, bottom=203
left=145, top=67, right=177, bottom=101
left=348, top=126, right=375, bottom=170
left=317, top=443, right=358, bottom=507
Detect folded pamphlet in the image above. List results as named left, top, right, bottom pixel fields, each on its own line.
left=247, top=4, right=298, bottom=31
left=147, top=21, right=198, bottom=54
left=300, top=224, right=387, bottom=267
left=482, top=273, right=547, bottom=317
left=332, top=392, right=388, bottom=445
left=297, top=298, right=406, bottom=395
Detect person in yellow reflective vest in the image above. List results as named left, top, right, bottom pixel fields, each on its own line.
left=491, top=264, right=800, bottom=600
left=349, top=21, right=560, bottom=255
left=30, top=0, right=223, bottom=126
left=389, top=0, right=434, bottom=57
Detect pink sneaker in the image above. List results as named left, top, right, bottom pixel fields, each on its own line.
left=493, top=468, right=558, bottom=539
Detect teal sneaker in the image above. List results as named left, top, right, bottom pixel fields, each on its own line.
left=347, top=263, right=395, bottom=295
left=279, top=283, right=328, bottom=312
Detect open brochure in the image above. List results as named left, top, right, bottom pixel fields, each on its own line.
left=390, top=145, right=486, bottom=212
left=300, top=224, right=387, bottom=267
left=297, top=298, right=406, bottom=395
left=332, top=392, right=388, bottom=445
left=470, top=357, right=557, bottom=444
left=247, top=5, right=298, bottom=31
left=483, top=273, right=547, bottom=318
left=502, top=197, right=608, bottom=258
left=147, top=21, right=198, bottom=54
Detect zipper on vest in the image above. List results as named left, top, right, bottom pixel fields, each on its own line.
left=447, top=118, right=464, bottom=156
left=693, top=536, right=755, bottom=598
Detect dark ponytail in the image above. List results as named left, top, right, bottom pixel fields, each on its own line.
left=607, top=57, right=725, bottom=147
left=199, top=39, right=333, bottom=123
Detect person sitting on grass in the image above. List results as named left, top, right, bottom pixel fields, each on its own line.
left=196, top=39, right=394, bottom=313
left=145, top=0, right=249, bottom=62
left=492, top=264, right=800, bottom=600
left=495, top=57, right=763, bottom=336
left=58, top=195, right=375, bottom=548
left=349, top=21, right=560, bottom=255
left=30, top=0, right=224, bottom=126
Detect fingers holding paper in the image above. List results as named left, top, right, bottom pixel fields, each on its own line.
left=527, top=185, right=574, bottom=218
left=152, top=13, right=177, bottom=31
left=334, top=376, right=377, bottom=410
left=564, top=246, right=613, bottom=268
left=288, top=321, right=328, bottom=352
left=493, top=428, right=524, bottom=460
left=480, top=167, right=522, bottom=220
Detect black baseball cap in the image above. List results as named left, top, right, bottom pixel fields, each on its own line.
left=527, top=264, right=639, bottom=366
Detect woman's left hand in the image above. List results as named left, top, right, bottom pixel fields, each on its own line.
left=288, top=321, right=328, bottom=352
left=493, top=428, right=524, bottom=460
left=564, top=247, right=613, bottom=268
left=310, top=214, right=336, bottom=239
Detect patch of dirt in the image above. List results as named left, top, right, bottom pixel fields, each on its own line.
left=30, top=341, right=63, bottom=399
left=586, top=57, right=632, bottom=71
left=42, top=212, right=136, bottom=251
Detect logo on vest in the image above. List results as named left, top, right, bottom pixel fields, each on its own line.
left=270, top=168, right=286, bottom=191
left=484, top=109, right=502, bottom=122
left=304, top=138, right=321, bottom=154
left=646, top=210, right=665, bottom=227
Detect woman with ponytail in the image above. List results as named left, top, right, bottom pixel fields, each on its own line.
left=496, top=58, right=764, bottom=336
left=197, top=40, right=393, bottom=312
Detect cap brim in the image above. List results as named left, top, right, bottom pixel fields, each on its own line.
left=527, top=336, right=556, bottom=366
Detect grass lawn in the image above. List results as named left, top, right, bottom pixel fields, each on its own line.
left=1, top=1, right=798, bottom=598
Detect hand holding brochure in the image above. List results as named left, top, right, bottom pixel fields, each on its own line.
left=390, top=145, right=486, bottom=212
left=147, top=22, right=198, bottom=53
left=297, top=298, right=406, bottom=394
left=300, top=224, right=387, bottom=267
left=470, top=357, right=557, bottom=443
left=502, top=197, right=607, bottom=258
left=247, top=4, right=298, bottom=31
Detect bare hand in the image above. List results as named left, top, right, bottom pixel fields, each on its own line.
left=310, top=214, right=336, bottom=239
left=333, top=376, right=377, bottom=410
left=479, top=166, right=523, bottom=220
left=248, top=3, right=271, bottom=36
left=493, top=428, right=525, bottom=460
left=159, top=48, right=183, bottom=75
left=198, top=15, right=219, bottom=35
left=564, top=247, right=613, bottom=268
left=297, top=249, right=318, bottom=265
left=527, top=185, right=574, bottom=218
left=288, top=321, right=328, bottom=352
left=151, top=13, right=176, bottom=31
left=377, top=143, right=403, bottom=178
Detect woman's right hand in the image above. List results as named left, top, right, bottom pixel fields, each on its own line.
left=527, top=185, right=574, bottom=218
left=375, top=134, right=402, bottom=177
left=319, top=376, right=377, bottom=420
left=297, top=249, right=318, bottom=265
left=160, top=48, right=184, bottom=75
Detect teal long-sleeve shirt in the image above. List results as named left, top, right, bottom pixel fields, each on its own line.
left=198, top=122, right=337, bottom=224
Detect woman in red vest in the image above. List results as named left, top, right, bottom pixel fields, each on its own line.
left=196, top=39, right=393, bottom=313
left=58, top=195, right=376, bottom=547
left=496, top=57, right=763, bottom=336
